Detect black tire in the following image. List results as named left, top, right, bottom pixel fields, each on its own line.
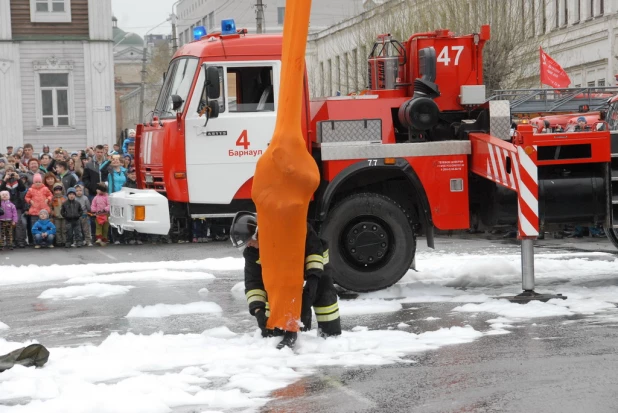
left=320, top=193, right=416, bottom=292
left=604, top=225, right=618, bottom=250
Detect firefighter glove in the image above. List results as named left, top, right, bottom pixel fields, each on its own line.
left=303, top=275, right=319, bottom=302
left=301, top=276, right=319, bottom=331
left=255, top=309, right=269, bottom=337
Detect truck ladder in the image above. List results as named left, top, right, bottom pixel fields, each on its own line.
left=469, top=126, right=567, bottom=302
left=488, top=87, right=618, bottom=114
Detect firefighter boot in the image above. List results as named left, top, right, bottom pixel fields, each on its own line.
left=276, top=331, right=297, bottom=350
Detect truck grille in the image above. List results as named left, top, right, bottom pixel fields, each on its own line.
left=142, top=166, right=166, bottom=192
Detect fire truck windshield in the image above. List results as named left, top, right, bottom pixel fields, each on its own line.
left=154, top=57, right=199, bottom=118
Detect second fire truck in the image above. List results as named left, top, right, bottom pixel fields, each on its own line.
left=110, top=22, right=616, bottom=293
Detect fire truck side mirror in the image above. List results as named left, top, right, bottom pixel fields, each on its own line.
left=205, top=66, right=221, bottom=99
left=171, top=95, right=184, bottom=111
left=208, top=100, right=219, bottom=118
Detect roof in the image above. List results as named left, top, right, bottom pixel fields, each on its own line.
left=113, top=26, right=144, bottom=47
left=175, top=34, right=283, bottom=60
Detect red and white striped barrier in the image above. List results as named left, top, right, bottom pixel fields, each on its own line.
left=513, top=146, right=539, bottom=238
left=482, top=140, right=539, bottom=238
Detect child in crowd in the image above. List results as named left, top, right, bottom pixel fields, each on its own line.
left=24, top=173, right=52, bottom=230
left=122, top=168, right=143, bottom=245
left=0, top=157, right=6, bottom=180
left=91, top=183, right=110, bottom=246
left=61, top=187, right=83, bottom=248
left=50, top=183, right=67, bottom=247
left=122, top=129, right=136, bottom=155
left=0, top=190, right=18, bottom=250
left=74, top=184, right=93, bottom=247
left=192, top=218, right=210, bottom=243
left=31, top=209, right=56, bottom=249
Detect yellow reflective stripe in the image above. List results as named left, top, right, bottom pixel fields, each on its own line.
left=314, top=302, right=339, bottom=314
left=265, top=310, right=271, bottom=317
left=316, top=310, right=340, bottom=322
left=246, top=289, right=267, bottom=304
left=256, top=259, right=261, bottom=264
left=305, top=262, right=324, bottom=271
left=245, top=289, right=266, bottom=300
left=323, top=249, right=329, bottom=265
left=305, top=254, right=324, bottom=264
left=247, top=295, right=266, bottom=304
left=265, top=302, right=270, bottom=310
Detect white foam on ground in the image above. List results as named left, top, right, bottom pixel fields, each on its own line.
left=126, top=302, right=223, bottom=318
left=0, top=321, right=7, bottom=330
left=38, top=284, right=135, bottom=300
left=66, top=270, right=215, bottom=285
left=338, top=299, right=402, bottom=315
left=0, top=325, right=484, bottom=412
left=0, top=257, right=243, bottom=287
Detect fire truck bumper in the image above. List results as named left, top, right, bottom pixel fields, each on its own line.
left=109, top=188, right=170, bottom=235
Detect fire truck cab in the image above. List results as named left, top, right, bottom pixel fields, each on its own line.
left=110, top=22, right=614, bottom=293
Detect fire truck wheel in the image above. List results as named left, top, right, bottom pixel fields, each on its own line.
left=604, top=226, right=618, bottom=250
left=321, top=193, right=416, bottom=292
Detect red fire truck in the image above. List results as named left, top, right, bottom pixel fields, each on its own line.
left=110, top=22, right=615, bottom=293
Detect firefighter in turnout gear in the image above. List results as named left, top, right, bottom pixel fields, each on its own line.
left=231, top=212, right=341, bottom=349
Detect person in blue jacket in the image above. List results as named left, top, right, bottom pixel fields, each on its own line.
left=122, top=129, right=136, bottom=155
left=31, top=209, right=56, bottom=248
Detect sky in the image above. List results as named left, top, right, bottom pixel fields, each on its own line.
left=111, top=0, right=174, bottom=38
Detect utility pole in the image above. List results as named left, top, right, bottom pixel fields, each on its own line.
left=139, top=41, right=148, bottom=124
left=139, top=20, right=169, bottom=124
left=171, top=13, right=178, bottom=54
left=171, top=0, right=181, bottom=54
left=255, top=0, right=265, bottom=34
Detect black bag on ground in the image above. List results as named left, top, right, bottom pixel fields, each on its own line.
left=0, top=344, right=50, bottom=372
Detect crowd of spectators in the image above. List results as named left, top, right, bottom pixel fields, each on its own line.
left=0, top=131, right=142, bottom=249
left=1, top=131, right=231, bottom=250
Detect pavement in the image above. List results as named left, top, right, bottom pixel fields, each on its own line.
left=1, top=235, right=618, bottom=412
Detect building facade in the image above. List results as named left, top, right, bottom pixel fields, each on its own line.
left=175, top=0, right=367, bottom=47
left=0, top=0, right=116, bottom=152
left=306, top=0, right=617, bottom=98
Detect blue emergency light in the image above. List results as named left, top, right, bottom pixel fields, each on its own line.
left=193, top=26, right=207, bottom=41
left=221, top=19, right=236, bottom=35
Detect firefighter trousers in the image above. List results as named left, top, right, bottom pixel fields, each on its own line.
left=301, top=273, right=341, bottom=337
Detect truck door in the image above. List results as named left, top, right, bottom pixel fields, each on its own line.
left=184, top=61, right=280, bottom=204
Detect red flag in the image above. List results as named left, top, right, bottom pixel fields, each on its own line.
left=540, top=47, right=571, bottom=88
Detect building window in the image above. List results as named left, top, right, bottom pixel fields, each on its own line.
left=589, top=0, right=594, bottom=18
left=277, top=7, right=285, bottom=25
left=542, top=1, right=547, bottom=33
left=30, top=0, right=71, bottom=23
left=563, top=0, right=568, bottom=25
left=574, top=0, right=580, bottom=22
left=39, top=73, right=71, bottom=127
left=588, top=80, right=596, bottom=87
left=599, top=0, right=604, bottom=15
left=598, top=79, right=605, bottom=86
left=327, top=59, right=332, bottom=96
left=209, top=11, right=215, bottom=29
left=554, top=0, right=560, bottom=28
left=320, top=62, right=325, bottom=97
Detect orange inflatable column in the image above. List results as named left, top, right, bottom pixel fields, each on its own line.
left=251, top=0, right=319, bottom=333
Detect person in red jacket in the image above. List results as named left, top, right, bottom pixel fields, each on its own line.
left=24, top=173, right=52, bottom=230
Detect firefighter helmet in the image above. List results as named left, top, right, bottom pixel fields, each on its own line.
left=230, top=211, right=258, bottom=249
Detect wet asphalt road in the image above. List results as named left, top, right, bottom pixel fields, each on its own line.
left=1, top=235, right=618, bottom=413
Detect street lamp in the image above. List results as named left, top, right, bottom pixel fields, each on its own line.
left=171, top=0, right=182, bottom=54
left=139, top=19, right=170, bottom=124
